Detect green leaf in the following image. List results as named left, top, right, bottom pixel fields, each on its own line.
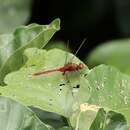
left=0, top=18, right=60, bottom=85
left=69, top=65, right=130, bottom=130
left=86, top=39, right=130, bottom=75
left=31, top=107, right=68, bottom=129
left=90, top=109, right=128, bottom=130
left=1, top=47, right=130, bottom=129
left=0, top=96, right=55, bottom=130
left=70, top=108, right=128, bottom=130
left=87, top=65, right=130, bottom=127
left=0, top=0, right=32, bottom=33
left=0, top=48, right=90, bottom=117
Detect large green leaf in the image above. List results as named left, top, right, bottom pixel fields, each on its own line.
left=86, top=65, right=130, bottom=129
left=72, top=108, right=128, bottom=130
left=69, top=65, right=130, bottom=130
left=0, top=0, right=32, bottom=33
left=0, top=48, right=90, bottom=117
left=86, top=39, right=130, bottom=75
left=0, top=18, right=60, bottom=85
left=1, top=48, right=130, bottom=129
left=0, top=96, right=55, bottom=130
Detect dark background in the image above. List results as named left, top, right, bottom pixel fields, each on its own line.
left=29, top=0, right=130, bottom=58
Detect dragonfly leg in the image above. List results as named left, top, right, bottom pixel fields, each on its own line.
left=62, top=71, right=66, bottom=76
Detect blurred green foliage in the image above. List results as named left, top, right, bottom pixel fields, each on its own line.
left=0, top=0, right=32, bottom=33
left=0, top=18, right=60, bottom=85
left=0, top=96, right=55, bottom=130
left=86, top=39, right=130, bottom=75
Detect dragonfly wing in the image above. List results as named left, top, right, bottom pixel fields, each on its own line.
left=64, top=40, right=70, bottom=65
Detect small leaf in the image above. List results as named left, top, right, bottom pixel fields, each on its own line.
left=90, top=109, right=128, bottom=130
left=0, top=18, right=60, bottom=85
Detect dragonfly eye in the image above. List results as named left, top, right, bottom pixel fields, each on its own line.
left=79, top=63, right=84, bottom=69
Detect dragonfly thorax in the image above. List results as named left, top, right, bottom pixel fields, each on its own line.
left=62, top=63, right=85, bottom=72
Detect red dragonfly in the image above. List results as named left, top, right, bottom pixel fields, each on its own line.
left=32, top=39, right=86, bottom=76
left=32, top=63, right=85, bottom=76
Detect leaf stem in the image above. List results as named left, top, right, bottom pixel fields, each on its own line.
left=75, top=111, right=81, bottom=130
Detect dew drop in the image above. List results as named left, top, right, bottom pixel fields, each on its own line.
left=113, top=103, right=118, bottom=108
left=72, top=88, right=79, bottom=93
left=96, top=85, right=101, bottom=90
left=94, top=80, right=102, bottom=90
left=103, top=76, right=107, bottom=81
left=124, top=96, right=128, bottom=105
left=94, top=81, right=97, bottom=86
left=48, top=83, right=51, bottom=87
left=120, top=89, right=124, bottom=95
left=99, top=122, right=103, bottom=128
left=106, top=118, right=110, bottom=125
left=108, top=95, right=112, bottom=98
left=0, top=103, right=6, bottom=112
left=43, top=66, right=47, bottom=69
left=121, top=80, right=126, bottom=88
left=28, top=74, right=33, bottom=78
left=101, top=83, right=104, bottom=88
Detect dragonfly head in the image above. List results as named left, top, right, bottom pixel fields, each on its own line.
left=78, top=63, right=85, bottom=70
